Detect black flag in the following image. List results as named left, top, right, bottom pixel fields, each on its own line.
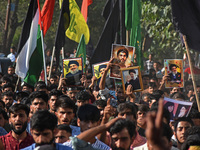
left=171, top=0, right=200, bottom=51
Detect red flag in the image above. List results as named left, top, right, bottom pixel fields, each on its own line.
left=40, top=0, right=56, bottom=37
left=81, top=0, right=93, bottom=22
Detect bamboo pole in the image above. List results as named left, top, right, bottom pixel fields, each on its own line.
left=48, top=46, right=55, bottom=80
left=183, top=35, right=200, bottom=112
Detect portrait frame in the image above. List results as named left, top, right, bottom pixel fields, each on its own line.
left=62, top=57, right=83, bottom=86
left=110, top=44, right=135, bottom=79
left=163, top=97, right=193, bottom=121
left=92, top=61, right=115, bottom=89
left=120, top=66, right=143, bottom=93
left=164, top=59, right=184, bottom=88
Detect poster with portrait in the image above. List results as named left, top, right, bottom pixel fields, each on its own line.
left=63, top=58, right=83, bottom=86
left=110, top=44, right=135, bottom=79
left=92, top=61, right=115, bottom=89
left=120, top=66, right=143, bottom=93
left=163, top=97, right=193, bottom=121
left=164, top=59, right=184, bottom=88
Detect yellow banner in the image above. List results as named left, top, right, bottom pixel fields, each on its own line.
left=66, top=0, right=90, bottom=44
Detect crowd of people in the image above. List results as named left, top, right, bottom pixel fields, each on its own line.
left=0, top=48, right=199, bottom=150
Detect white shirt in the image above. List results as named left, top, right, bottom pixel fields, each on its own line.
left=7, top=53, right=15, bottom=62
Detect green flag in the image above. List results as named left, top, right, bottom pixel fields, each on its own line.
left=76, top=34, right=86, bottom=73
left=126, top=0, right=143, bottom=70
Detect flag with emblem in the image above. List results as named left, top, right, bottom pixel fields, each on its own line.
left=76, top=34, right=86, bottom=73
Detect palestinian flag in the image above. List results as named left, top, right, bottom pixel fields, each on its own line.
left=15, top=0, right=43, bottom=86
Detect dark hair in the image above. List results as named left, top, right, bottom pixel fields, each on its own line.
left=164, top=101, right=174, bottom=107
left=0, top=100, right=5, bottom=108
left=75, top=91, right=90, bottom=102
left=77, top=104, right=100, bottom=122
left=174, top=117, right=194, bottom=132
left=0, top=76, right=11, bottom=83
left=30, top=110, right=57, bottom=131
left=22, top=82, right=34, bottom=91
left=55, top=95, right=76, bottom=112
left=15, top=91, right=30, bottom=102
left=48, top=89, right=62, bottom=98
left=93, top=100, right=107, bottom=109
left=148, top=82, right=156, bottom=88
left=68, top=61, right=79, bottom=67
left=110, top=119, right=136, bottom=138
left=170, top=92, right=186, bottom=100
left=29, top=91, right=49, bottom=104
left=149, top=91, right=162, bottom=101
left=169, top=64, right=178, bottom=70
left=138, top=104, right=149, bottom=113
left=57, top=124, right=72, bottom=134
left=129, top=69, right=136, bottom=74
left=117, top=102, right=137, bottom=119
left=34, top=81, right=47, bottom=91
left=2, top=83, right=14, bottom=92
left=21, top=97, right=31, bottom=107
left=117, top=48, right=129, bottom=58
left=8, top=104, right=30, bottom=117
left=182, top=126, right=200, bottom=150
left=1, top=91, right=14, bottom=99
left=99, top=65, right=107, bottom=72
left=0, top=107, right=8, bottom=120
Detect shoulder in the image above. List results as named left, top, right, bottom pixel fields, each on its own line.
left=56, top=143, right=73, bottom=150
left=21, top=143, right=35, bottom=150
left=93, top=138, right=111, bottom=150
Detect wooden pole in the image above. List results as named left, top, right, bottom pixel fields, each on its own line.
left=62, top=47, right=64, bottom=59
left=183, top=35, right=200, bottom=112
left=14, top=76, right=20, bottom=92
left=126, top=30, right=130, bottom=45
left=48, top=46, right=55, bottom=80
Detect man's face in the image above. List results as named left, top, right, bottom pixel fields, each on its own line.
left=118, top=109, right=135, bottom=121
left=48, top=95, right=57, bottom=112
left=54, top=130, right=71, bottom=143
left=67, top=90, right=78, bottom=102
left=2, top=96, right=13, bottom=109
left=31, top=129, right=54, bottom=146
left=50, top=78, right=57, bottom=85
left=116, top=89, right=127, bottom=103
left=100, top=68, right=106, bottom=75
left=56, top=107, right=74, bottom=125
left=171, top=66, right=177, bottom=73
left=137, top=111, right=147, bottom=127
left=9, top=110, right=28, bottom=135
left=111, top=128, right=133, bottom=150
left=31, top=98, right=48, bottom=114
left=0, top=114, right=6, bottom=127
left=168, top=106, right=174, bottom=112
left=76, top=100, right=89, bottom=108
left=70, top=64, right=78, bottom=72
left=142, top=76, right=149, bottom=89
left=78, top=119, right=99, bottom=132
left=118, top=52, right=127, bottom=63
left=129, top=72, right=135, bottom=79
left=153, top=63, right=158, bottom=70
left=46, top=66, right=50, bottom=74
left=8, top=67, right=15, bottom=75
left=148, top=87, right=154, bottom=94
left=175, top=121, right=192, bottom=144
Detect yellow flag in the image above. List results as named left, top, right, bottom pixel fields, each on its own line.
left=66, top=0, right=90, bottom=44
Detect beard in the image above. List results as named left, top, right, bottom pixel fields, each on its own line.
left=35, top=137, right=54, bottom=147
left=70, top=68, right=79, bottom=74
left=10, top=121, right=27, bottom=135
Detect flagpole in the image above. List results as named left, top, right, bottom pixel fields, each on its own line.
left=40, top=29, right=47, bottom=85
left=62, top=47, right=65, bottom=59
left=183, top=35, right=200, bottom=112
left=48, top=46, right=55, bottom=80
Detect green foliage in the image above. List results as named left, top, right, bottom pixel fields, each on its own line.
left=141, top=0, right=185, bottom=62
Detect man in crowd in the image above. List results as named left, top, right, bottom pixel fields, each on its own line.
left=0, top=104, right=34, bottom=150
left=1, top=91, right=14, bottom=112
left=21, top=110, right=72, bottom=150
left=48, top=89, right=61, bottom=113
left=54, top=124, right=72, bottom=144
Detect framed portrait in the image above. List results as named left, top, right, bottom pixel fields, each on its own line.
left=164, top=59, right=184, bottom=88
left=163, top=97, right=193, bottom=121
left=110, top=44, right=135, bottom=79
left=63, top=58, right=83, bottom=86
left=92, top=61, right=115, bottom=89
left=120, top=66, right=143, bottom=93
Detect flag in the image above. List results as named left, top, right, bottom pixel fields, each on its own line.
left=76, top=34, right=86, bottom=73
left=171, top=0, right=200, bottom=51
left=40, top=0, right=56, bottom=37
left=54, top=0, right=70, bottom=67
left=90, top=0, right=120, bottom=65
left=66, top=0, right=90, bottom=44
left=81, top=0, right=93, bottom=22
left=127, top=0, right=143, bottom=69
left=16, top=0, right=43, bottom=86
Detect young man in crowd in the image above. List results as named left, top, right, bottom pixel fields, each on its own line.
left=0, top=104, right=34, bottom=150
left=63, top=104, right=111, bottom=150
left=1, top=91, right=14, bottom=112
left=75, top=90, right=91, bottom=107
left=48, top=89, right=62, bottom=113
left=54, top=124, right=72, bottom=144
left=21, top=110, right=72, bottom=150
